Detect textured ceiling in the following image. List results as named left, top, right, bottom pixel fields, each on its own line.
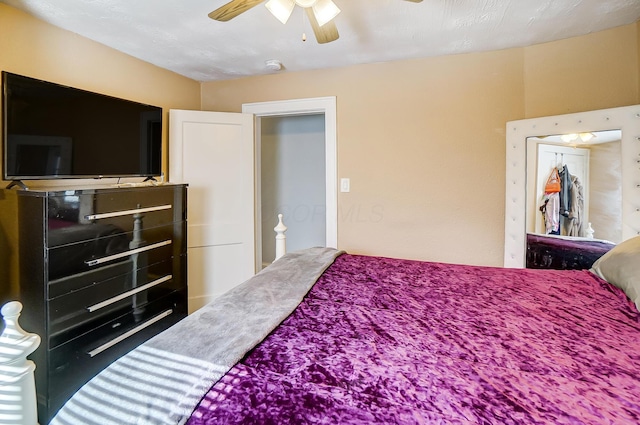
left=3, top=0, right=640, bottom=82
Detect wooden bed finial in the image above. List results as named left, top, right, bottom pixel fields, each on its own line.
left=274, top=213, right=288, bottom=262
left=0, top=301, right=41, bottom=425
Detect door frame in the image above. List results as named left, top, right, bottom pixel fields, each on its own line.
left=242, top=97, right=337, bottom=270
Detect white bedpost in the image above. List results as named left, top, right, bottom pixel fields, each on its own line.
left=0, top=301, right=41, bottom=425
left=274, top=213, right=288, bottom=262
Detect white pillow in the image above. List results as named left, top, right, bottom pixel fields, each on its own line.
left=590, top=236, right=640, bottom=312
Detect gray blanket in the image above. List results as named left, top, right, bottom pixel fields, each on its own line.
left=51, top=247, right=343, bottom=425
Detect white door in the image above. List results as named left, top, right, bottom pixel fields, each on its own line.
left=169, top=109, right=255, bottom=313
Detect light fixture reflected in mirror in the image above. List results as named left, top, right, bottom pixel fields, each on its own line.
left=560, top=133, right=578, bottom=143
left=579, top=132, right=595, bottom=142
left=559, top=132, right=596, bottom=143
left=265, top=0, right=340, bottom=27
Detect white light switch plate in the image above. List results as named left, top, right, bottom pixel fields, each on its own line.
left=340, top=178, right=350, bottom=192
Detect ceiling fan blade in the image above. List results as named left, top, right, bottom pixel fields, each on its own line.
left=305, top=7, right=339, bottom=44
left=208, top=0, right=265, bottom=21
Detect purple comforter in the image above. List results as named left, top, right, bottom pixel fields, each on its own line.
left=188, top=254, right=640, bottom=424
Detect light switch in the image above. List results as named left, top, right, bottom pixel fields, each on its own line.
left=340, top=178, right=350, bottom=193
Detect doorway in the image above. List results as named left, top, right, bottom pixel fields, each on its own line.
left=260, top=114, right=326, bottom=267
left=243, top=97, right=337, bottom=270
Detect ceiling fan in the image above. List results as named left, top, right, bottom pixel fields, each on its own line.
left=208, top=0, right=423, bottom=44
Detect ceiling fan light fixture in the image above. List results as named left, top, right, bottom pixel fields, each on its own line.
left=265, top=0, right=296, bottom=24
left=311, top=0, right=340, bottom=27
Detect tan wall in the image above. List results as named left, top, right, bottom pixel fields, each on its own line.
left=202, top=23, right=639, bottom=266
left=203, top=50, right=524, bottom=265
left=0, top=3, right=201, bottom=181
left=524, top=24, right=638, bottom=117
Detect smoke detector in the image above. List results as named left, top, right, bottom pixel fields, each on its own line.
left=265, top=59, right=283, bottom=71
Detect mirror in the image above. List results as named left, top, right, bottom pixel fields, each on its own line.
left=504, top=105, right=640, bottom=268
left=526, top=130, right=622, bottom=243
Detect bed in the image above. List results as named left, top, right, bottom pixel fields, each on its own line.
left=526, top=233, right=616, bottom=270
left=45, top=237, right=640, bottom=424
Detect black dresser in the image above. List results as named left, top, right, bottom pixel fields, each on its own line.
left=0, top=184, right=187, bottom=424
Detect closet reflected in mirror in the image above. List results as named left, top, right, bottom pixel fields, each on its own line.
left=526, top=130, right=622, bottom=244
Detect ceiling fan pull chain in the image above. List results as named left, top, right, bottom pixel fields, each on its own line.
left=301, top=7, right=307, bottom=41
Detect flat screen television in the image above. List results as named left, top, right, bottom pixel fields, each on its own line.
left=2, top=71, right=162, bottom=182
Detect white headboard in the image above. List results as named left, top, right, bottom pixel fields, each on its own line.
left=504, top=105, right=640, bottom=267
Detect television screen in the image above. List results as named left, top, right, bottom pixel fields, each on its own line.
left=2, top=72, right=162, bottom=181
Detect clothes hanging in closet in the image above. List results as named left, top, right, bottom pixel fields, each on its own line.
left=540, top=165, right=562, bottom=235
left=540, top=192, right=560, bottom=235
left=564, top=173, right=584, bottom=237
left=540, top=162, right=584, bottom=237
left=559, top=164, right=571, bottom=218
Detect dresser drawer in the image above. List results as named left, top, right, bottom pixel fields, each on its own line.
left=46, top=291, right=186, bottom=417
left=47, top=222, right=178, bottom=281
left=46, top=186, right=183, bottom=239
left=48, top=290, right=186, bottom=372
left=48, top=258, right=182, bottom=347
left=48, top=259, right=134, bottom=299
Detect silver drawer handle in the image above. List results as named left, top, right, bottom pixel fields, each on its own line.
left=87, top=309, right=173, bottom=357
left=86, top=275, right=173, bottom=313
left=85, top=240, right=172, bottom=266
left=85, top=204, right=171, bottom=220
